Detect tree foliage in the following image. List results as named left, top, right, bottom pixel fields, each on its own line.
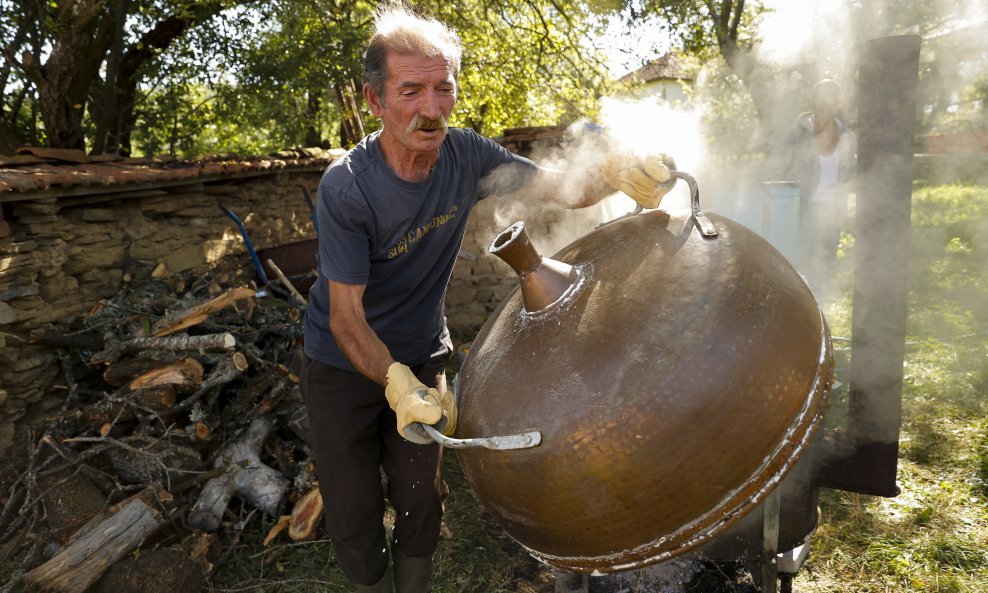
left=5, top=0, right=976, bottom=159
left=1, top=0, right=612, bottom=157
left=1, top=0, right=256, bottom=153
left=228, top=0, right=373, bottom=148
left=423, top=0, right=610, bottom=137
left=223, top=0, right=611, bottom=147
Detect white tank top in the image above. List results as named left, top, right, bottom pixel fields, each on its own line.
left=814, top=151, right=840, bottom=201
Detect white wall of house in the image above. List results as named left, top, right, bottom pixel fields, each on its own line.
left=623, top=79, right=691, bottom=104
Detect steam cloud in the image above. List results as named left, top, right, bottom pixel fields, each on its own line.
left=485, top=0, right=987, bottom=453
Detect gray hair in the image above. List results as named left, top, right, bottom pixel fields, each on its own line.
left=813, top=78, right=842, bottom=106
left=362, top=3, right=463, bottom=102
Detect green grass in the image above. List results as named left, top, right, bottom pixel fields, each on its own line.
left=797, top=182, right=988, bottom=593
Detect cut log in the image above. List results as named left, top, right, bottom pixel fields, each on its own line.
left=104, top=358, right=180, bottom=387
left=205, top=351, right=249, bottom=382
left=128, top=358, right=204, bottom=390
left=187, top=416, right=288, bottom=532
left=22, top=486, right=169, bottom=593
left=121, top=332, right=237, bottom=354
left=152, top=287, right=255, bottom=337
left=193, top=421, right=210, bottom=440
left=168, top=352, right=249, bottom=416
left=289, top=486, right=323, bottom=542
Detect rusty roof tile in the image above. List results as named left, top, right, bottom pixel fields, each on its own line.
left=618, top=54, right=694, bottom=85
left=16, top=147, right=91, bottom=163
left=0, top=148, right=347, bottom=200
left=0, top=154, right=54, bottom=166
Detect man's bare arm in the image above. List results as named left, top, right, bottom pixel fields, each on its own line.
left=328, top=280, right=393, bottom=386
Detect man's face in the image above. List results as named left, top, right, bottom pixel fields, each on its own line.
left=813, top=85, right=841, bottom=122
left=366, top=51, right=458, bottom=155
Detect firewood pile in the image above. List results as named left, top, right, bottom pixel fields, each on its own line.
left=0, top=273, right=325, bottom=593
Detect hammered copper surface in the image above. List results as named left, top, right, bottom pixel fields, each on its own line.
left=454, top=209, right=833, bottom=573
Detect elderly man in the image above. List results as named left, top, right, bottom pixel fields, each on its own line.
left=300, top=4, right=674, bottom=592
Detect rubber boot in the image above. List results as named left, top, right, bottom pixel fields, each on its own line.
left=392, top=547, right=432, bottom=593
left=355, top=563, right=393, bottom=593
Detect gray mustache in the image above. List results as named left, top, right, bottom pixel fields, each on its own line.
left=407, top=114, right=448, bottom=134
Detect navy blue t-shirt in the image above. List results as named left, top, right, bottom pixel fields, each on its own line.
left=303, top=127, right=537, bottom=371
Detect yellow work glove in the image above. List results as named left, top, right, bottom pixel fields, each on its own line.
left=601, top=152, right=677, bottom=210
left=385, top=363, right=457, bottom=444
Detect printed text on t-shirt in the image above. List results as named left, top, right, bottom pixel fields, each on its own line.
left=387, top=205, right=459, bottom=259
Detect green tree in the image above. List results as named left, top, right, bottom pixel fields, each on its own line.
left=1, top=0, right=255, bottom=153
left=232, top=0, right=374, bottom=148
left=423, top=0, right=611, bottom=136
left=2, top=0, right=613, bottom=157
left=219, top=0, right=611, bottom=148
left=620, top=2, right=770, bottom=119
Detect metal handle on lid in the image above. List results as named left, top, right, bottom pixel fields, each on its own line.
left=597, top=170, right=718, bottom=238
left=418, top=423, right=542, bottom=450
left=671, top=171, right=718, bottom=238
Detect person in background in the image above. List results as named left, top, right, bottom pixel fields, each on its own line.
left=299, top=3, right=676, bottom=592
left=783, top=78, right=856, bottom=305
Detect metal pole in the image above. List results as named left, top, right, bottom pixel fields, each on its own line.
left=759, top=488, right=781, bottom=593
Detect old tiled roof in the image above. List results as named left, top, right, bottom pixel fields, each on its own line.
left=618, top=54, right=694, bottom=85
left=0, top=147, right=346, bottom=201
left=0, top=131, right=550, bottom=201
left=491, top=125, right=568, bottom=157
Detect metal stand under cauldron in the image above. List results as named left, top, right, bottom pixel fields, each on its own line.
left=546, top=34, right=922, bottom=593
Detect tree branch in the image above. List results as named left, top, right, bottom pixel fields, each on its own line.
left=0, top=14, right=30, bottom=91
left=717, top=0, right=732, bottom=41
left=729, top=0, right=745, bottom=42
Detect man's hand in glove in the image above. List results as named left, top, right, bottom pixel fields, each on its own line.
left=601, top=152, right=677, bottom=210
left=385, top=362, right=457, bottom=444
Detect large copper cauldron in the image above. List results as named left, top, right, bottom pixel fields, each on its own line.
left=453, top=174, right=834, bottom=573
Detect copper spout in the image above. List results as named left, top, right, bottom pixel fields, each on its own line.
left=489, top=221, right=577, bottom=313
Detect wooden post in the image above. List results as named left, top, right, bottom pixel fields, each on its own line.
left=820, top=35, right=921, bottom=497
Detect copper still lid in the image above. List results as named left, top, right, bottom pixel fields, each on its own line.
left=454, top=180, right=833, bottom=573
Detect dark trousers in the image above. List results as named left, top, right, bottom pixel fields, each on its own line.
left=299, top=354, right=447, bottom=586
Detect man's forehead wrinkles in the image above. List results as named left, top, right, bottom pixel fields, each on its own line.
left=388, top=59, right=454, bottom=77
left=393, top=77, right=455, bottom=91
left=391, top=67, right=453, bottom=77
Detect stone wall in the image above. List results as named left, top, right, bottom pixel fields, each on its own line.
left=0, top=173, right=321, bottom=456
left=0, top=163, right=611, bottom=457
